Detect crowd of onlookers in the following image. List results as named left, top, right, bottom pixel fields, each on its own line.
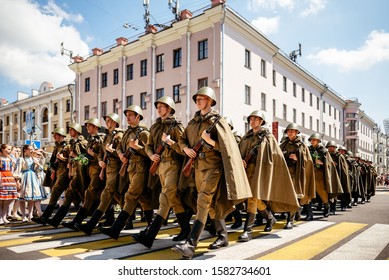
left=376, top=174, right=389, bottom=187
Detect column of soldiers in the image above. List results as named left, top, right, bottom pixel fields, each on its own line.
left=31, top=86, right=378, bottom=260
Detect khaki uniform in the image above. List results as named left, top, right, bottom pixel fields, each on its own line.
left=116, top=124, right=152, bottom=215
left=48, top=141, right=71, bottom=206
left=309, top=145, right=330, bottom=204
left=145, top=116, right=185, bottom=219
left=82, top=133, right=105, bottom=210
left=96, top=128, right=123, bottom=213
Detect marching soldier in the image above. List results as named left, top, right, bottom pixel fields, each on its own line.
left=331, top=144, right=352, bottom=211
left=99, top=105, right=153, bottom=240
left=338, top=147, right=357, bottom=209
left=62, top=118, right=105, bottom=230
left=46, top=123, right=88, bottom=228
left=133, top=96, right=190, bottom=248
left=172, top=86, right=251, bottom=259
left=76, top=113, right=123, bottom=235
left=32, top=127, right=70, bottom=225
left=238, top=111, right=299, bottom=242
left=279, top=123, right=315, bottom=229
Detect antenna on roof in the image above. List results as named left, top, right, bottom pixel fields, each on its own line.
left=168, top=0, right=180, bottom=21
left=143, top=0, right=151, bottom=31
left=60, top=42, right=73, bottom=63
left=289, top=43, right=302, bottom=63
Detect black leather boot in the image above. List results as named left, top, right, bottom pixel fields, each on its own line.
left=62, top=207, right=87, bottom=231
left=254, top=211, right=265, bottom=226
left=238, top=212, right=255, bottom=242
left=284, top=212, right=296, bottom=229
left=204, top=219, right=216, bottom=236
left=171, top=220, right=204, bottom=259
left=133, top=214, right=165, bottom=248
left=47, top=206, right=69, bottom=228
left=98, top=206, right=115, bottom=227
left=31, top=204, right=55, bottom=225
left=208, top=219, right=229, bottom=249
left=323, top=202, right=330, bottom=217
left=143, top=210, right=154, bottom=227
left=230, top=209, right=243, bottom=229
left=304, top=203, right=314, bottom=221
left=172, top=212, right=191, bottom=241
left=260, top=209, right=277, bottom=232
left=76, top=209, right=103, bottom=236
left=330, top=201, right=336, bottom=215
left=99, top=210, right=130, bottom=240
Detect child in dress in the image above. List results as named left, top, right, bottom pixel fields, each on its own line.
left=0, top=144, right=18, bottom=225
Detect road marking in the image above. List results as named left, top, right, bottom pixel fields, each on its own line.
left=257, top=222, right=367, bottom=260
left=323, top=223, right=389, bottom=260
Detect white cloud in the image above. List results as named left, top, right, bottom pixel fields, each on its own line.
left=248, top=0, right=326, bottom=17
left=307, top=30, right=389, bottom=72
left=0, top=0, right=89, bottom=89
left=251, top=16, right=280, bottom=35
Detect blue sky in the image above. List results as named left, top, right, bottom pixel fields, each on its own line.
left=1, top=0, right=388, bottom=129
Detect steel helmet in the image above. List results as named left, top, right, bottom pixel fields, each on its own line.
left=347, top=150, right=353, bottom=157
left=68, top=123, right=82, bottom=134
left=247, top=110, right=266, bottom=125
left=192, top=87, right=217, bottom=106
left=154, top=96, right=175, bottom=114
left=224, top=117, right=234, bottom=130
left=325, top=140, right=337, bottom=148
left=338, top=145, right=347, bottom=151
left=52, top=127, right=67, bottom=137
left=123, top=105, right=144, bottom=120
left=85, top=117, right=101, bottom=128
left=308, top=133, right=321, bottom=142
left=103, top=113, right=121, bottom=127
left=284, top=123, right=300, bottom=134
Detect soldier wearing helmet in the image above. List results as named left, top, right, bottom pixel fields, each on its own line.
left=237, top=111, right=299, bottom=242
left=133, top=96, right=190, bottom=248
left=32, top=127, right=70, bottom=225
left=46, top=123, right=89, bottom=228
left=172, top=87, right=252, bottom=259
left=279, top=123, right=315, bottom=230
left=77, top=113, right=124, bottom=235
left=63, top=118, right=106, bottom=231
left=99, top=104, right=154, bottom=240
left=325, top=141, right=349, bottom=214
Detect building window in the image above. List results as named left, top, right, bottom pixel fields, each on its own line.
left=156, top=88, right=164, bottom=100
left=309, top=116, right=313, bottom=130
left=54, top=103, right=58, bottom=115
left=329, top=124, right=332, bottom=137
left=245, top=122, right=250, bottom=134
left=156, top=54, right=164, bottom=72
left=113, top=98, right=118, bottom=114
left=283, top=76, right=287, bottom=92
left=66, top=122, right=70, bottom=134
left=173, top=48, right=182, bottom=68
left=140, top=92, right=147, bottom=109
left=84, top=105, right=90, bottom=120
left=317, top=119, right=319, bottom=131
left=323, top=101, right=326, bottom=113
left=66, top=99, right=71, bottom=112
left=245, top=49, right=251, bottom=68
left=140, top=59, right=147, bottom=77
left=261, top=59, right=266, bottom=78
left=334, top=109, right=337, bottom=120
left=85, top=77, right=90, bottom=92
left=14, top=114, right=18, bottom=124
left=329, top=104, right=332, bottom=116
left=126, top=64, right=134, bottom=81
left=317, top=97, right=320, bottom=110
left=293, top=83, right=296, bottom=97
left=101, top=72, right=108, bottom=88
left=198, top=78, right=208, bottom=89
left=53, top=124, right=57, bottom=130
left=173, top=84, right=181, bottom=103
left=126, top=95, right=133, bottom=107
left=283, top=104, right=287, bottom=121
left=23, top=111, right=26, bottom=122
left=310, top=93, right=313, bottom=106
left=272, top=99, right=276, bottom=117
left=293, top=108, right=296, bottom=123
left=113, top=68, right=119, bottom=85
left=323, top=122, right=326, bottom=134
left=261, top=92, right=266, bottom=111
left=6, top=116, right=9, bottom=126
left=198, top=39, right=208, bottom=60
left=101, top=101, right=107, bottom=117
left=302, top=112, right=305, bottom=127
left=245, top=85, right=251, bottom=105
left=272, top=70, right=276, bottom=86
left=301, top=88, right=305, bottom=102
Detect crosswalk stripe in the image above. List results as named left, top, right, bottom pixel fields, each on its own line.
left=323, top=223, right=389, bottom=260
left=257, top=222, right=367, bottom=260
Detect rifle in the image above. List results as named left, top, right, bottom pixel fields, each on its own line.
left=149, top=120, right=177, bottom=176
left=118, top=127, right=144, bottom=177
left=99, top=130, right=117, bottom=180
left=243, top=130, right=267, bottom=164
left=182, top=115, right=222, bottom=177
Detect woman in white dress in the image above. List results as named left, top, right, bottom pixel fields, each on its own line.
left=14, top=145, right=47, bottom=221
